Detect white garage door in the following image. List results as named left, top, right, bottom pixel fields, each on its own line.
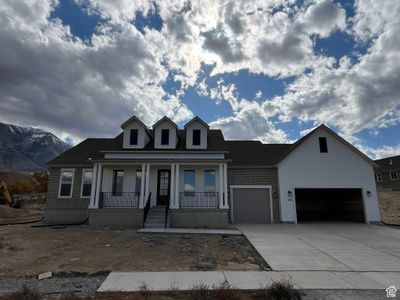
left=231, top=186, right=272, bottom=223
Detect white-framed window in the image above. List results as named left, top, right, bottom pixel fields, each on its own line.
left=184, top=170, right=196, bottom=195
left=204, top=170, right=216, bottom=192
left=80, top=169, right=93, bottom=198
left=375, top=173, right=382, bottom=182
left=58, top=169, right=75, bottom=198
left=390, top=171, right=398, bottom=181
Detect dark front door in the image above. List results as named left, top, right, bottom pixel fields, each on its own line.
left=157, top=170, right=170, bottom=206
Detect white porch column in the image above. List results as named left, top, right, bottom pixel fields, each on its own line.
left=89, top=163, right=98, bottom=208
left=169, top=164, right=175, bottom=208
left=145, top=163, right=150, bottom=202
left=222, top=163, right=229, bottom=209
left=219, top=164, right=224, bottom=208
left=94, top=164, right=103, bottom=208
left=174, top=163, right=180, bottom=208
left=139, top=163, right=146, bottom=208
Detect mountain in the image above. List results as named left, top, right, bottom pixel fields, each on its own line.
left=0, top=122, right=71, bottom=173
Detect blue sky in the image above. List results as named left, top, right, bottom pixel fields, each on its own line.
left=0, top=0, right=399, bottom=158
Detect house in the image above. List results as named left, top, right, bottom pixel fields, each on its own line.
left=45, top=116, right=381, bottom=227
left=375, top=155, right=400, bottom=191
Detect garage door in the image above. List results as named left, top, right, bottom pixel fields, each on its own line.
left=232, top=187, right=271, bottom=223
left=295, top=188, right=365, bottom=222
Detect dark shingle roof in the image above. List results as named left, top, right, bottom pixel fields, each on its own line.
left=48, top=129, right=227, bottom=166
left=375, top=155, right=400, bottom=172
left=226, top=141, right=291, bottom=166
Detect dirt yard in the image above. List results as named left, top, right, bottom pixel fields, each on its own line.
left=0, top=205, right=43, bottom=224
left=379, top=190, right=400, bottom=225
left=0, top=207, right=266, bottom=276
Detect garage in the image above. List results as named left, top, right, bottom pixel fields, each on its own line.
left=231, top=186, right=272, bottom=223
left=295, top=188, right=365, bottom=222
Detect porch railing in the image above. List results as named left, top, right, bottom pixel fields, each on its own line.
left=100, top=192, right=139, bottom=208
left=180, top=192, right=219, bottom=208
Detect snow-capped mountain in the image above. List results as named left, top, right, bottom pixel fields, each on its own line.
left=0, top=122, right=71, bottom=172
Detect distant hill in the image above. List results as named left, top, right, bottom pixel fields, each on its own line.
left=0, top=122, right=71, bottom=173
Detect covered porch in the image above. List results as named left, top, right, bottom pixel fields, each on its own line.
left=88, top=161, right=229, bottom=228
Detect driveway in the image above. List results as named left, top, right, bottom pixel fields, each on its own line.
left=237, top=223, right=400, bottom=271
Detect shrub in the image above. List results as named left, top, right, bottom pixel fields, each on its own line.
left=254, top=278, right=302, bottom=300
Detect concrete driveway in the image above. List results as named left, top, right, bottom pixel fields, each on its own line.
left=237, top=223, right=400, bottom=272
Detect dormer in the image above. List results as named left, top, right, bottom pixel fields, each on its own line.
left=153, top=116, right=178, bottom=149
left=121, top=116, right=151, bottom=149
left=184, top=116, right=209, bottom=149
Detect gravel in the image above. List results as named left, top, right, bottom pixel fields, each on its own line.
left=0, top=273, right=108, bottom=296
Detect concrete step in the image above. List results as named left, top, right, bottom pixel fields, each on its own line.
left=144, top=223, right=165, bottom=228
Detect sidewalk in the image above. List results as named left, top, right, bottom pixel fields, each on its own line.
left=98, top=271, right=400, bottom=292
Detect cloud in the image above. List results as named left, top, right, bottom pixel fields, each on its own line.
left=0, top=0, right=192, bottom=142
left=264, top=0, right=400, bottom=134
left=210, top=103, right=288, bottom=143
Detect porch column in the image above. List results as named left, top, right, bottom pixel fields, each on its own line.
left=174, top=164, right=180, bottom=208
left=219, top=164, right=224, bottom=208
left=139, top=163, right=146, bottom=208
left=169, top=164, right=175, bottom=208
left=145, top=163, right=150, bottom=202
left=222, top=163, right=229, bottom=209
left=94, top=164, right=103, bottom=209
left=89, top=163, right=98, bottom=208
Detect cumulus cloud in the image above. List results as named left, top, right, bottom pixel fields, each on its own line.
left=264, top=0, right=400, bottom=135
left=0, top=0, right=192, bottom=141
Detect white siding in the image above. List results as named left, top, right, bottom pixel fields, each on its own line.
left=154, top=121, right=178, bottom=149
left=122, top=122, right=150, bottom=149
left=101, top=165, right=141, bottom=193
left=186, top=122, right=208, bottom=149
left=278, top=127, right=381, bottom=223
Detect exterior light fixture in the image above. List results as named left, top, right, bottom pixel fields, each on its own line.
left=288, top=190, right=293, bottom=197
left=366, top=190, right=371, bottom=197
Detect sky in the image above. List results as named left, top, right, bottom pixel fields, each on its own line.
left=0, top=0, right=399, bottom=159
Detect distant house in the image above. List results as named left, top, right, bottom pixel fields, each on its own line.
left=45, top=116, right=381, bottom=227
left=375, top=155, right=400, bottom=191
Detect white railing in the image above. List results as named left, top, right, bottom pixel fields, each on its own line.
left=180, top=192, right=219, bottom=208
left=100, top=192, right=139, bottom=208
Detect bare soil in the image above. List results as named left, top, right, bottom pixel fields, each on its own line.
left=0, top=207, right=266, bottom=276
left=378, top=190, right=400, bottom=225
left=0, top=205, right=43, bottom=224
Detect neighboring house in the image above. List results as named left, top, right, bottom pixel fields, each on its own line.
left=375, top=155, right=400, bottom=191
left=45, top=116, right=381, bottom=227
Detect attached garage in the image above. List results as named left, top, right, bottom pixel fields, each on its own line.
left=231, top=186, right=272, bottom=223
left=295, top=188, right=365, bottom=222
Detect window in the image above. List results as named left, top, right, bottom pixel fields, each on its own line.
left=375, top=173, right=382, bottom=182
left=81, top=170, right=93, bottom=197
left=112, top=170, right=124, bottom=196
left=193, top=129, right=201, bottom=146
left=184, top=170, right=195, bottom=194
left=204, top=170, right=216, bottom=192
left=130, top=129, right=138, bottom=145
left=135, top=170, right=142, bottom=194
left=161, top=129, right=169, bottom=145
left=319, top=137, right=328, bottom=153
left=390, top=171, right=398, bottom=181
left=59, top=169, right=74, bottom=198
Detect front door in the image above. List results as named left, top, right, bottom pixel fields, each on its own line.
left=157, top=170, right=170, bottom=206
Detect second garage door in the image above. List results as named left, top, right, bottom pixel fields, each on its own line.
left=232, top=187, right=272, bottom=223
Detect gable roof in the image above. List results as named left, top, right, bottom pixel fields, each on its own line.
left=184, top=116, right=209, bottom=129
left=275, top=124, right=379, bottom=167
left=152, top=116, right=178, bottom=129
left=226, top=141, right=291, bottom=166
left=120, top=115, right=152, bottom=136
left=375, top=155, right=400, bottom=172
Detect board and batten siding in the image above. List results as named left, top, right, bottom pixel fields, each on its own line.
left=46, top=167, right=90, bottom=211
left=227, top=167, right=280, bottom=222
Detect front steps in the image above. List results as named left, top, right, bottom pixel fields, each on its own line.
left=144, top=206, right=167, bottom=228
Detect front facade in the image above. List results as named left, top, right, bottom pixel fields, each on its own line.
left=45, top=116, right=382, bottom=227
left=375, top=155, right=400, bottom=191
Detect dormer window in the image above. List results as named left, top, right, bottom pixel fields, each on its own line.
left=161, top=129, right=169, bottom=145
left=130, top=129, right=138, bottom=145
left=193, top=129, right=201, bottom=145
